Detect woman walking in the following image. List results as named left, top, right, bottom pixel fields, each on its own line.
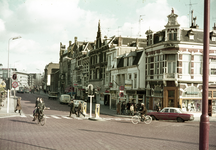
left=14, top=97, right=22, bottom=115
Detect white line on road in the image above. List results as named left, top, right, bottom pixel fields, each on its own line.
left=50, top=115, right=61, bottom=119
left=61, top=116, right=72, bottom=119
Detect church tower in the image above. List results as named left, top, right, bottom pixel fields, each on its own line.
left=96, top=20, right=102, bottom=49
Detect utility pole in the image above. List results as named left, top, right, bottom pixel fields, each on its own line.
left=185, top=0, right=197, bottom=27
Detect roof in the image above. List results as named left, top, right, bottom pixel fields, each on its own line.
left=133, top=51, right=143, bottom=65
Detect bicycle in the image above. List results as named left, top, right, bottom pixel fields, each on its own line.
left=34, top=107, right=49, bottom=126
left=131, top=111, right=152, bottom=124
left=37, top=112, right=46, bottom=126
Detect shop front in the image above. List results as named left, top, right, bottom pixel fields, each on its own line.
left=180, top=85, right=202, bottom=112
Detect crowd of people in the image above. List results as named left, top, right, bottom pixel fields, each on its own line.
left=116, top=101, right=148, bottom=116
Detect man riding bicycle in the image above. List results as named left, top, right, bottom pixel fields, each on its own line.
left=140, top=103, right=147, bottom=122
left=32, top=98, right=45, bottom=121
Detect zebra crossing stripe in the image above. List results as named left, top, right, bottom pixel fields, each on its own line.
left=50, top=115, right=61, bottom=119
left=61, top=116, right=72, bottom=119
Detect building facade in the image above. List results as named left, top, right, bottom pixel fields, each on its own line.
left=144, top=8, right=216, bottom=115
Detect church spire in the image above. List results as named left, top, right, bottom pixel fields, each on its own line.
left=96, top=20, right=102, bottom=49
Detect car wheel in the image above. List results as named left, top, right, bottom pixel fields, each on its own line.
left=177, top=117, right=184, bottom=122
left=151, top=115, right=156, bottom=120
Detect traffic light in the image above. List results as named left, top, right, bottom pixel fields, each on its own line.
left=6, top=78, right=12, bottom=90
left=88, top=86, right=93, bottom=95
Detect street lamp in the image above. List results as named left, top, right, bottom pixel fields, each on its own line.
left=7, top=36, right=21, bottom=113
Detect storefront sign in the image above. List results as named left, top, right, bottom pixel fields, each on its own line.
left=185, top=92, right=199, bottom=95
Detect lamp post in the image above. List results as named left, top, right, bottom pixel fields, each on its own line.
left=7, top=36, right=21, bottom=113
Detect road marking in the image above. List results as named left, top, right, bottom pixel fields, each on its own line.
left=61, top=116, right=72, bottom=119
left=115, top=118, right=122, bottom=121
left=50, top=115, right=61, bottom=119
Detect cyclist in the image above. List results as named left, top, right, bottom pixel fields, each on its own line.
left=32, top=97, right=40, bottom=121
left=37, top=98, right=45, bottom=118
left=140, top=103, right=147, bottom=122
left=33, top=98, right=45, bottom=121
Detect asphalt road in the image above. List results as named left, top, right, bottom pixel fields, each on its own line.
left=0, top=93, right=216, bottom=150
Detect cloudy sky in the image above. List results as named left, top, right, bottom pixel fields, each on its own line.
left=0, top=0, right=215, bottom=74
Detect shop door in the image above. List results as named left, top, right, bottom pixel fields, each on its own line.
left=168, top=90, right=175, bottom=107
left=208, top=100, right=212, bottom=116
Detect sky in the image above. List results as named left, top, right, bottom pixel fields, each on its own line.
left=0, top=0, right=215, bottom=74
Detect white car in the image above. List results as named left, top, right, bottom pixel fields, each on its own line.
left=59, top=94, right=71, bottom=104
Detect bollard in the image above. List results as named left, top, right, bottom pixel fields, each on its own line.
left=83, top=102, right=87, bottom=115
left=95, top=104, right=100, bottom=118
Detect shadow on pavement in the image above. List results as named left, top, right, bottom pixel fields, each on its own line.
left=0, top=138, right=55, bottom=150
left=10, top=119, right=36, bottom=125
left=78, top=129, right=216, bottom=148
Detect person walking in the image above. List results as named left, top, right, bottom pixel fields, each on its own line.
left=126, top=101, right=131, bottom=115
left=130, top=104, right=134, bottom=116
left=68, top=100, right=75, bottom=117
left=121, top=102, right=126, bottom=115
left=77, top=101, right=85, bottom=117
left=14, top=97, right=22, bottom=115
left=116, top=101, right=121, bottom=115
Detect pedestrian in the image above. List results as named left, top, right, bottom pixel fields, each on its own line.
left=14, top=97, right=22, bottom=115
left=121, top=101, right=126, bottom=115
left=130, top=104, right=134, bottom=116
left=126, top=101, right=131, bottom=115
left=155, top=102, right=160, bottom=112
left=77, top=101, right=85, bottom=117
left=116, top=101, right=121, bottom=115
left=68, top=100, right=75, bottom=117
left=140, top=103, right=147, bottom=121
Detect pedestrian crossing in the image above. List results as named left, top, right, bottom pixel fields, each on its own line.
left=0, top=113, right=133, bottom=121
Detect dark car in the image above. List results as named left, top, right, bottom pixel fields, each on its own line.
left=147, top=107, right=194, bottom=122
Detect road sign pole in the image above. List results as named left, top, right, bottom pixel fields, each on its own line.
left=90, top=96, right=92, bottom=118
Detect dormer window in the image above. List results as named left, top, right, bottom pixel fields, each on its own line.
left=168, top=29, right=177, bottom=41
left=188, top=29, right=195, bottom=40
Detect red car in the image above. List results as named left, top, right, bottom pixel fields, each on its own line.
left=147, top=107, right=194, bottom=122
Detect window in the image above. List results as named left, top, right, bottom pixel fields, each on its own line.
left=211, top=69, right=216, bottom=75
left=212, top=37, right=216, bottom=41
left=182, top=54, right=191, bottom=74
left=168, top=30, right=177, bottom=41
left=128, top=74, right=131, bottom=80
left=124, top=58, right=127, bottom=67
left=194, top=55, right=202, bottom=74
left=129, top=57, right=133, bottom=66
left=134, top=74, right=137, bottom=88
left=167, top=54, right=176, bottom=73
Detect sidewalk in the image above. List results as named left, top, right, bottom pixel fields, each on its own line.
left=0, top=96, right=20, bottom=118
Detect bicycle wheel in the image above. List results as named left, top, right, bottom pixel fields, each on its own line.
left=131, top=115, right=140, bottom=124
left=40, top=116, right=46, bottom=126
left=144, top=115, right=152, bottom=124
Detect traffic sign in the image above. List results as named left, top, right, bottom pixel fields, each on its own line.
left=119, top=86, right=124, bottom=90
left=12, top=74, right=17, bottom=80
left=119, top=92, right=124, bottom=97
left=12, top=81, right=18, bottom=88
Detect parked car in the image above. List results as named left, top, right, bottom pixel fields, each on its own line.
left=147, top=107, right=194, bottom=122
left=48, top=92, right=58, bottom=100
left=73, top=100, right=85, bottom=108
left=59, top=94, right=71, bottom=104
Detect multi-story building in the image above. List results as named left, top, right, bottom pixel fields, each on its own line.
left=106, top=36, right=147, bottom=109
left=16, top=71, right=29, bottom=88
left=144, top=8, right=216, bottom=115
left=43, top=62, right=59, bottom=93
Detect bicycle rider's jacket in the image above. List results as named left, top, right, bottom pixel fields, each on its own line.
left=140, top=105, right=147, bottom=115
left=38, top=102, right=45, bottom=112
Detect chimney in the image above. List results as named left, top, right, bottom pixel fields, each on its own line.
left=213, top=23, right=216, bottom=30
left=74, top=37, right=77, bottom=44
left=69, top=41, right=72, bottom=46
